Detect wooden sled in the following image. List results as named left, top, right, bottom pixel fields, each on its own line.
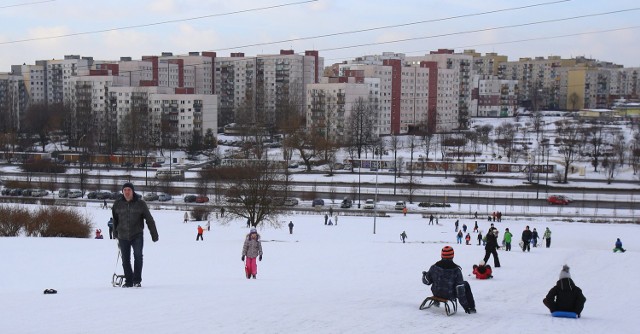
left=419, top=296, right=458, bottom=316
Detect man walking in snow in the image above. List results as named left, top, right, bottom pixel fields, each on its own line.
left=288, top=221, right=294, bottom=234
left=482, top=228, right=501, bottom=267
left=112, top=182, right=159, bottom=288
left=522, top=226, right=532, bottom=252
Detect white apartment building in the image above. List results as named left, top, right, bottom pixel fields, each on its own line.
left=470, top=75, right=519, bottom=117
left=11, top=63, right=46, bottom=105
left=406, top=49, right=473, bottom=130
left=0, top=72, right=28, bottom=131
left=110, top=86, right=217, bottom=148
left=306, top=77, right=377, bottom=143
left=213, top=50, right=322, bottom=128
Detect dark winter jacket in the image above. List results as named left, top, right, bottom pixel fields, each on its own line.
left=615, top=239, right=622, bottom=249
left=111, top=196, right=158, bottom=241
left=522, top=229, right=532, bottom=243
left=485, top=231, right=499, bottom=250
left=544, top=278, right=587, bottom=315
left=422, top=259, right=464, bottom=300
left=532, top=230, right=539, bottom=240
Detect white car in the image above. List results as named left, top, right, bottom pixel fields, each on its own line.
left=363, top=199, right=375, bottom=209
left=394, top=201, right=406, bottom=210
left=68, top=190, right=83, bottom=198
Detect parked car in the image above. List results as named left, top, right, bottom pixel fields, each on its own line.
left=120, top=161, right=134, bottom=168
left=363, top=199, right=375, bottom=209
left=340, top=197, right=353, bottom=208
left=394, top=201, right=406, bottom=210
left=283, top=198, right=299, bottom=206
left=96, top=191, right=111, bottom=200
left=143, top=193, right=159, bottom=201
left=158, top=193, right=172, bottom=201
left=195, top=195, right=210, bottom=203
left=312, top=198, right=325, bottom=207
left=58, top=189, right=69, bottom=198
left=184, top=195, right=197, bottom=203
left=68, top=190, right=83, bottom=198
left=87, top=191, right=98, bottom=199
left=21, top=189, right=36, bottom=196
left=548, top=195, right=572, bottom=205
left=1, top=188, right=12, bottom=196
left=152, top=162, right=162, bottom=167
left=9, top=188, right=23, bottom=196
left=31, top=189, right=49, bottom=197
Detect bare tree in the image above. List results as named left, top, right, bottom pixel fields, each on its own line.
left=631, top=130, right=640, bottom=175
left=494, top=122, right=516, bottom=162
left=568, top=92, right=580, bottom=111
left=22, top=103, right=63, bottom=152
left=555, top=119, right=582, bottom=183
left=285, top=125, right=326, bottom=172
left=583, top=123, right=606, bottom=172
left=477, top=124, right=493, bottom=151
left=222, top=162, right=287, bottom=228
left=347, top=97, right=376, bottom=159
left=614, top=133, right=626, bottom=167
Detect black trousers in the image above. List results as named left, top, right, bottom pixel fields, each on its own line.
left=483, top=248, right=501, bottom=267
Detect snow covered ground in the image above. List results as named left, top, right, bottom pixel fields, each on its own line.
left=1, top=203, right=638, bottom=333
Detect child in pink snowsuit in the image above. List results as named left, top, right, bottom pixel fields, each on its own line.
left=241, top=228, right=263, bottom=279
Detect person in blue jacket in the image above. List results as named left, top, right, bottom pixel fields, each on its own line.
left=613, top=238, right=626, bottom=252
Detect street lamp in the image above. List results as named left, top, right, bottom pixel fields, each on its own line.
left=373, top=161, right=380, bottom=234
left=357, top=159, right=361, bottom=208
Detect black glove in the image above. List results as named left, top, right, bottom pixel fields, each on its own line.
left=152, top=235, right=159, bottom=242
left=422, top=271, right=427, bottom=276
left=259, top=255, right=262, bottom=261
left=241, top=255, right=245, bottom=261
left=113, top=232, right=118, bottom=239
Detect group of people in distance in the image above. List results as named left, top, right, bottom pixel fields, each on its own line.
left=422, top=245, right=587, bottom=317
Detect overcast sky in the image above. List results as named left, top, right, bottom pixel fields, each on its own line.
left=1, top=0, right=639, bottom=71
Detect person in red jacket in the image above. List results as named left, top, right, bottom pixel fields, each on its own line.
left=472, top=261, right=493, bottom=279
left=196, top=225, right=204, bottom=241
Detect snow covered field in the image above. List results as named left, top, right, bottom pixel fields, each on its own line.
left=1, top=203, right=638, bottom=334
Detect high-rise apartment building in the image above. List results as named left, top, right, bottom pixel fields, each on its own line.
left=213, top=50, right=322, bottom=128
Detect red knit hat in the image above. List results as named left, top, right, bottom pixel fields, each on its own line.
left=441, top=246, right=454, bottom=259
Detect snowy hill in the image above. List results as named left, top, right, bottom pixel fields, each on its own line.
left=1, top=203, right=638, bottom=333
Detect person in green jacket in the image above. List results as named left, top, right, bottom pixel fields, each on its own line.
left=543, top=227, right=552, bottom=248
left=503, top=228, right=513, bottom=251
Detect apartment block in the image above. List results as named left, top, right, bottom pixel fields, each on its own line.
left=213, top=50, right=322, bottom=128
left=470, top=75, right=519, bottom=117
left=0, top=72, right=28, bottom=131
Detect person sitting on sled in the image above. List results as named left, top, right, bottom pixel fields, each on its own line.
left=543, top=264, right=586, bottom=318
left=472, top=261, right=493, bottom=279
left=613, top=238, right=626, bottom=252
left=422, top=246, right=477, bottom=314
left=95, top=229, right=103, bottom=239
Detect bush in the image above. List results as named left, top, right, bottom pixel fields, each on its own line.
left=190, top=207, right=210, bottom=221
left=0, top=205, right=30, bottom=236
left=29, top=207, right=92, bottom=238
left=1, top=205, right=92, bottom=238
